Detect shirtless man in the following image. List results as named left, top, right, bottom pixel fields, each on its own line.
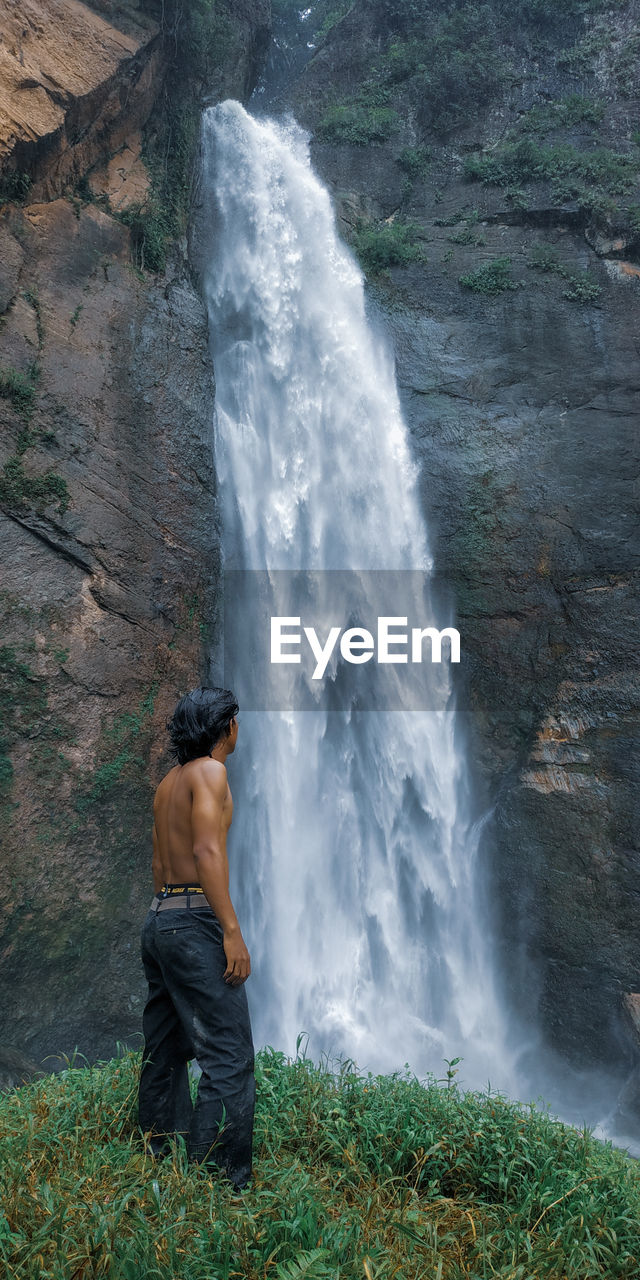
left=136, top=686, right=255, bottom=1191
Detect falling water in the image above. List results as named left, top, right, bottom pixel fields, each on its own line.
left=200, top=99, right=521, bottom=1096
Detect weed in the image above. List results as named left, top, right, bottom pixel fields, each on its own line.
left=0, top=1045, right=639, bottom=1278
left=526, top=244, right=602, bottom=302
left=0, top=365, right=38, bottom=419
left=351, top=217, right=426, bottom=274
left=396, top=145, right=432, bottom=178
left=0, top=171, right=32, bottom=204
left=459, top=256, right=521, bottom=294
left=316, top=100, right=399, bottom=145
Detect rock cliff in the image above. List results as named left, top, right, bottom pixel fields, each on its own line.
left=0, top=0, right=269, bottom=1077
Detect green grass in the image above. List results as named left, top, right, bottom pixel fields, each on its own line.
left=0, top=1044, right=639, bottom=1278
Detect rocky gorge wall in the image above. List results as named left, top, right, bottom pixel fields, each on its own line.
left=0, top=0, right=269, bottom=1082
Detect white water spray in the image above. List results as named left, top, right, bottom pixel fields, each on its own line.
left=201, top=99, right=520, bottom=1094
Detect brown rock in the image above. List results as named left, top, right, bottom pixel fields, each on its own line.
left=0, top=0, right=161, bottom=199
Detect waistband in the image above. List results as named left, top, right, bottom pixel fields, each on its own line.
left=150, top=889, right=213, bottom=912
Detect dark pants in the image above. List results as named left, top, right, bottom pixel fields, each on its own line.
left=137, top=897, right=255, bottom=1190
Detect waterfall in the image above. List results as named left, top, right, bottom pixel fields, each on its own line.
left=200, top=99, right=521, bottom=1096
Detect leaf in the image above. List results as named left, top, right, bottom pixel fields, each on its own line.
left=275, top=1246, right=335, bottom=1279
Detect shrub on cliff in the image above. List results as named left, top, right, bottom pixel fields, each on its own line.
left=350, top=218, right=427, bottom=274
left=459, top=257, right=522, bottom=295
left=316, top=101, right=400, bottom=145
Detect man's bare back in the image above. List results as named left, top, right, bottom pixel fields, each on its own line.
left=153, top=758, right=233, bottom=887
left=151, top=717, right=250, bottom=986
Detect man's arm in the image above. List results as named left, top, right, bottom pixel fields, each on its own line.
left=191, top=761, right=250, bottom=986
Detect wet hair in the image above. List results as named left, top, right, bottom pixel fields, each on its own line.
left=167, top=686, right=239, bottom=765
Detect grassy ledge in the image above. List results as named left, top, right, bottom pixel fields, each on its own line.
left=0, top=1046, right=638, bottom=1277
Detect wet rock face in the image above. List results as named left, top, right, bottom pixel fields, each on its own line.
left=275, top=2, right=640, bottom=1079
left=0, top=0, right=271, bottom=1068
left=0, top=195, right=219, bottom=1065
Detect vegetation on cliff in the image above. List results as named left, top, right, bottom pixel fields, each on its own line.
left=115, top=0, right=233, bottom=271
left=315, top=0, right=637, bottom=138
left=0, top=1045, right=639, bottom=1278
left=308, top=0, right=640, bottom=270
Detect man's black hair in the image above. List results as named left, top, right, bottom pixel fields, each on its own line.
left=167, top=686, right=239, bottom=765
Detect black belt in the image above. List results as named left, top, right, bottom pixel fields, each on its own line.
left=149, top=883, right=208, bottom=913
left=161, top=883, right=205, bottom=896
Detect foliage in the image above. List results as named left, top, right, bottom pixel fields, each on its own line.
left=75, top=684, right=158, bottom=814
left=272, top=0, right=353, bottom=41
left=527, top=244, right=602, bottom=302
left=0, top=1045, right=639, bottom=1277
left=0, top=642, right=49, bottom=813
left=626, top=203, right=640, bottom=237
left=0, top=456, right=70, bottom=516
left=518, top=93, right=606, bottom=134
left=0, top=365, right=38, bottom=418
left=22, top=290, right=45, bottom=350
left=115, top=0, right=233, bottom=272
left=527, top=243, right=561, bottom=272
left=463, top=137, right=639, bottom=229
left=350, top=218, right=426, bottom=274
left=0, top=645, right=48, bottom=731
left=459, top=256, right=521, bottom=294
left=463, top=139, right=637, bottom=195
left=561, top=273, right=602, bottom=301
left=0, top=361, right=70, bottom=517
left=372, top=5, right=509, bottom=135
left=396, top=145, right=432, bottom=177
left=0, top=171, right=32, bottom=204
left=447, top=226, right=486, bottom=246
left=117, top=198, right=171, bottom=274
left=312, top=0, right=354, bottom=42
left=316, top=98, right=399, bottom=145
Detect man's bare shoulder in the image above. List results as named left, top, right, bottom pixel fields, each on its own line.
left=189, top=757, right=228, bottom=793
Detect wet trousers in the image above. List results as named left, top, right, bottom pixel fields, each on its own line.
left=137, top=896, right=255, bottom=1190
